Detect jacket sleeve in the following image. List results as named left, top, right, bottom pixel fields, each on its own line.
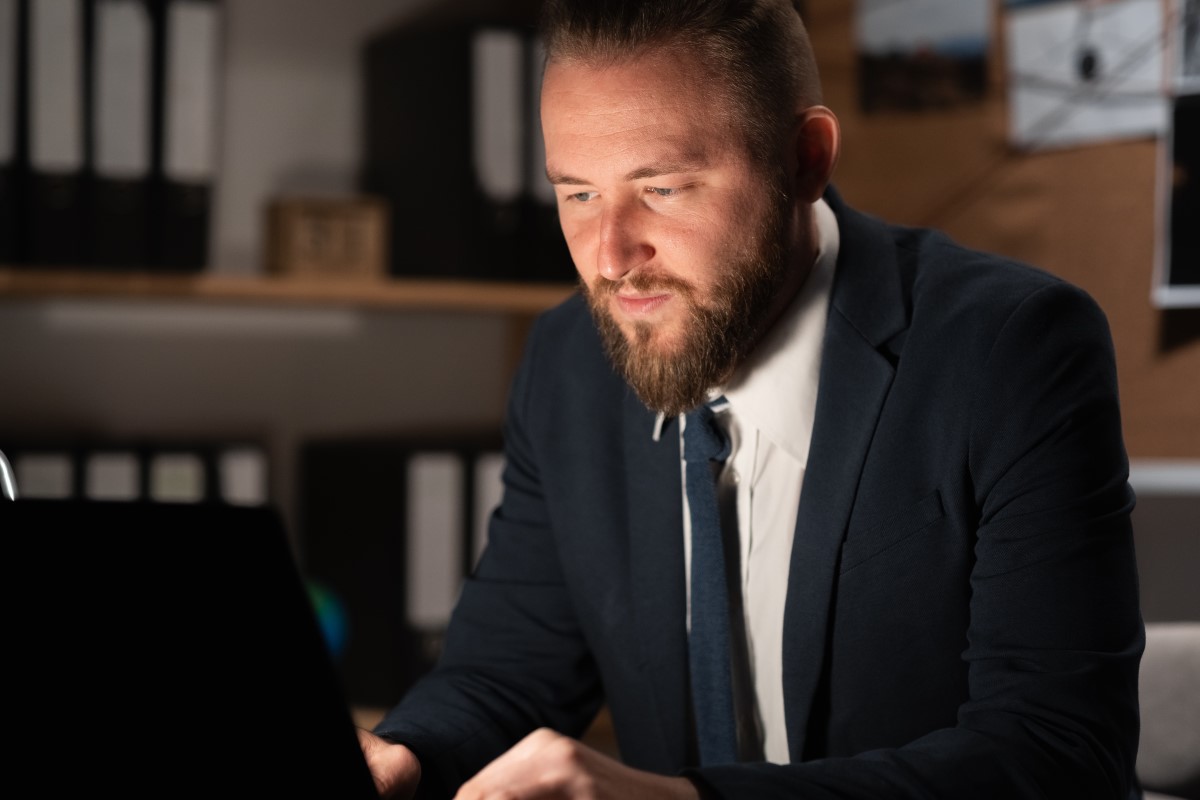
left=372, top=311, right=605, bottom=797
left=691, top=282, right=1144, bottom=799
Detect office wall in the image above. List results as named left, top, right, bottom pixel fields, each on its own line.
left=0, top=0, right=1194, bottom=617
left=803, top=1, right=1200, bottom=460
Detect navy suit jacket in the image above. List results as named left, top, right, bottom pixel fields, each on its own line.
left=377, top=189, right=1143, bottom=799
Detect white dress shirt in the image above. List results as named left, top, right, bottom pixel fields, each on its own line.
left=676, top=197, right=839, bottom=763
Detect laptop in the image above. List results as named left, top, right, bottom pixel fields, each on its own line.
left=3, top=497, right=381, bottom=797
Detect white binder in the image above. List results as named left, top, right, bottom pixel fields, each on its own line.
left=163, top=0, right=220, bottom=184
left=94, top=0, right=153, bottom=180
left=405, top=451, right=466, bottom=631
left=29, top=0, right=84, bottom=174
left=471, top=27, right=525, bottom=204
left=0, top=0, right=17, bottom=172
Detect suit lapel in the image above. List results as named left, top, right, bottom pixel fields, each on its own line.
left=624, top=393, right=691, bottom=768
left=782, top=189, right=908, bottom=760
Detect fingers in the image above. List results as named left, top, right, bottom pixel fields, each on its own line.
left=453, top=728, right=700, bottom=800
left=358, top=728, right=422, bottom=800
left=454, top=728, right=597, bottom=799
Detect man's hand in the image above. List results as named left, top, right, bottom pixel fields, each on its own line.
left=357, top=727, right=422, bottom=800
left=454, top=728, right=702, bottom=800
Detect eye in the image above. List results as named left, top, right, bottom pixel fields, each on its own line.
left=565, top=190, right=598, bottom=203
left=647, top=186, right=681, bottom=198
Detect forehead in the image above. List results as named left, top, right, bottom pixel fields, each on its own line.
left=540, top=51, right=744, bottom=162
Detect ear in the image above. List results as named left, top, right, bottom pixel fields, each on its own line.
left=788, top=106, right=840, bottom=203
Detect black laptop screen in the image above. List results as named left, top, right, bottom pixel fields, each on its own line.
left=4, top=499, right=380, bottom=797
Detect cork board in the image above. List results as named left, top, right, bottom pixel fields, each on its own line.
left=804, top=1, right=1200, bottom=458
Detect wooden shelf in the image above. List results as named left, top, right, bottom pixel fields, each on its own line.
left=0, top=268, right=577, bottom=315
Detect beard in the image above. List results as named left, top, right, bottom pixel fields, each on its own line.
left=583, top=193, right=792, bottom=417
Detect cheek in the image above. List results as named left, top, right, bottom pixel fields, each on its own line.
left=660, top=225, right=731, bottom=287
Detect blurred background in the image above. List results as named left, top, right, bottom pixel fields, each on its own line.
left=1, top=0, right=1196, bottom=722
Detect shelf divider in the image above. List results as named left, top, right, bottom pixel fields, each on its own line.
left=0, top=268, right=577, bottom=315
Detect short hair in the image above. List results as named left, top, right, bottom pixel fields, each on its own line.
left=538, top=0, right=822, bottom=163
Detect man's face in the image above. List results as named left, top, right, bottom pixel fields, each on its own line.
left=541, top=51, right=796, bottom=416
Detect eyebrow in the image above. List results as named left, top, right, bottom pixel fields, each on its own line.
left=546, top=158, right=711, bottom=186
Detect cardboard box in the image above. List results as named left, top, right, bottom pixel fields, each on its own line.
left=266, top=196, right=390, bottom=279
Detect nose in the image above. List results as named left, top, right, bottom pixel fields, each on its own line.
left=596, top=202, right=654, bottom=282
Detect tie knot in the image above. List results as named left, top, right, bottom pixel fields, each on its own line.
left=683, top=398, right=730, bottom=464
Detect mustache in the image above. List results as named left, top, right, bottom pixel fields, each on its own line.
left=588, top=271, right=696, bottom=299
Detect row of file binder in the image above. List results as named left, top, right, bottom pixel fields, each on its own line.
left=0, top=438, right=268, bottom=506
left=298, top=430, right=506, bottom=707
left=0, top=0, right=221, bottom=271
left=361, top=12, right=576, bottom=284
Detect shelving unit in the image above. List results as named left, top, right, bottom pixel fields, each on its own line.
left=0, top=268, right=577, bottom=315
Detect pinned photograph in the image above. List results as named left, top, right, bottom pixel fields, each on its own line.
left=1154, top=94, right=1200, bottom=306
left=1175, top=0, right=1199, bottom=90
left=856, top=0, right=991, bottom=113
left=1004, top=0, right=1168, bottom=150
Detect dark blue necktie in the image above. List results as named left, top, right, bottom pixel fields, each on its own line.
left=684, top=396, right=738, bottom=765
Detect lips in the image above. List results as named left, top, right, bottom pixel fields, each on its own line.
left=615, top=292, right=673, bottom=316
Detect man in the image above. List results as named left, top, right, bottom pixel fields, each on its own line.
left=358, top=1, right=1144, bottom=798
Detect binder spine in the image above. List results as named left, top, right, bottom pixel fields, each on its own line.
left=404, top=452, right=466, bottom=632
left=153, top=0, right=220, bottom=272
left=0, top=0, right=21, bottom=263
left=298, top=432, right=504, bottom=707
left=522, top=31, right=573, bottom=282
left=27, top=0, right=88, bottom=267
left=362, top=24, right=476, bottom=279
left=89, top=0, right=154, bottom=267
